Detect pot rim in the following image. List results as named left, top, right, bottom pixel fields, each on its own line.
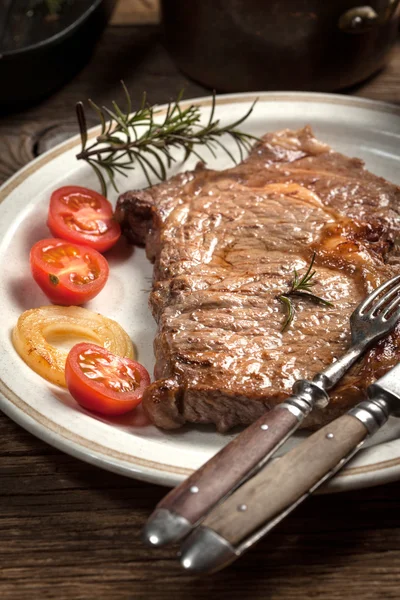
left=0, top=0, right=107, bottom=59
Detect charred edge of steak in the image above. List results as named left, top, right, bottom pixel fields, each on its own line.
left=115, top=163, right=207, bottom=249
left=142, top=378, right=186, bottom=429
left=142, top=378, right=272, bottom=433
left=115, top=190, right=155, bottom=247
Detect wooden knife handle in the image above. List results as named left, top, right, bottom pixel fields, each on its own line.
left=202, top=414, right=368, bottom=547
left=156, top=406, right=300, bottom=525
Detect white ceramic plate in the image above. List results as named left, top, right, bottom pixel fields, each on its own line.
left=1, top=92, right=400, bottom=493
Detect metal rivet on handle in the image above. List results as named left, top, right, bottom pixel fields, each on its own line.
left=237, top=504, right=248, bottom=512
left=149, top=535, right=159, bottom=545
left=260, top=424, right=269, bottom=431
left=190, top=485, right=199, bottom=494
left=326, top=433, right=334, bottom=439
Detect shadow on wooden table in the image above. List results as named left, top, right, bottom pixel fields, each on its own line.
left=1, top=412, right=396, bottom=600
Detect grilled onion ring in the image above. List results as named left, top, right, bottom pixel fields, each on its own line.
left=12, top=305, right=134, bottom=387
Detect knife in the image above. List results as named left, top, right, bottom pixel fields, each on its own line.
left=143, top=274, right=400, bottom=548
left=143, top=275, right=400, bottom=546
left=179, top=362, right=400, bottom=573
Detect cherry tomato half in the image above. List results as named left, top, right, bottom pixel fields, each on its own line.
left=30, top=238, right=109, bottom=305
left=47, top=186, right=121, bottom=253
left=65, top=343, right=150, bottom=416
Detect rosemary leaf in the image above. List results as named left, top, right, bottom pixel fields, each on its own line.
left=76, top=82, right=257, bottom=195
left=88, top=161, right=107, bottom=197
left=122, top=81, right=132, bottom=115
left=143, top=147, right=167, bottom=180
left=280, top=253, right=334, bottom=332
left=212, top=138, right=237, bottom=164
left=290, top=291, right=334, bottom=307
left=88, top=99, right=106, bottom=136
left=279, top=295, right=294, bottom=333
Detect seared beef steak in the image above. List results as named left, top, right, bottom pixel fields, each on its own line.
left=116, top=127, right=400, bottom=431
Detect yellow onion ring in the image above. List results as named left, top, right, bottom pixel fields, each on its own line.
left=12, top=305, right=135, bottom=387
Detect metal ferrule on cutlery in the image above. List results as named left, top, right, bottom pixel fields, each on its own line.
left=143, top=274, right=400, bottom=549
left=143, top=354, right=379, bottom=547
left=179, top=363, right=400, bottom=573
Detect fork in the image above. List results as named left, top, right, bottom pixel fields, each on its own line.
left=143, top=274, right=400, bottom=548
left=180, top=360, right=400, bottom=573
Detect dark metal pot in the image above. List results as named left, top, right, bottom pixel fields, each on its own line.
left=0, top=0, right=116, bottom=113
left=161, top=0, right=400, bottom=92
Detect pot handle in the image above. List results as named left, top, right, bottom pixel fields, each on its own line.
left=339, top=1, right=400, bottom=34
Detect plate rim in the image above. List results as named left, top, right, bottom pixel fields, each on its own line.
left=2, top=90, right=400, bottom=492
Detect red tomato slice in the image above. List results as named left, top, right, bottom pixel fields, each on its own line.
left=30, top=238, right=109, bottom=305
left=65, top=343, right=150, bottom=416
left=47, top=186, right=121, bottom=253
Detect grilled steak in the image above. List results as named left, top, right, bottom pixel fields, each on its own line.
left=116, top=127, right=400, bottom=432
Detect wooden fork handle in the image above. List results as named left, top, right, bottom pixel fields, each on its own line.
left=202, top=414, right=369, bottom=548
left=156, top=405, right=301, bottom=525
left=144, top=380, right=332, bottom=546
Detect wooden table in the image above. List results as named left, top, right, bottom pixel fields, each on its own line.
left=1, top=15, right=400, bottom=600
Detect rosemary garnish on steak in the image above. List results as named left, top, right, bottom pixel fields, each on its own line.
left=279, top=252, right=334, bottom=332
left=75, top=83, right=257, bottom=196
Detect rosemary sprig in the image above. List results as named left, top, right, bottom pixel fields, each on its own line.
left=279, top=252, right=334, bottom=332
left=75, top=83, right=258, bottom=196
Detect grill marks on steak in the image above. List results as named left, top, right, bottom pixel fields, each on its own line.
left=116, top=127, right=400, bottom=431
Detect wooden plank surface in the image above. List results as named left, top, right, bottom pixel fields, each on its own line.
left=111, top=0, right=160, bottom=25
left=1, top=24, right=400, bottom=600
